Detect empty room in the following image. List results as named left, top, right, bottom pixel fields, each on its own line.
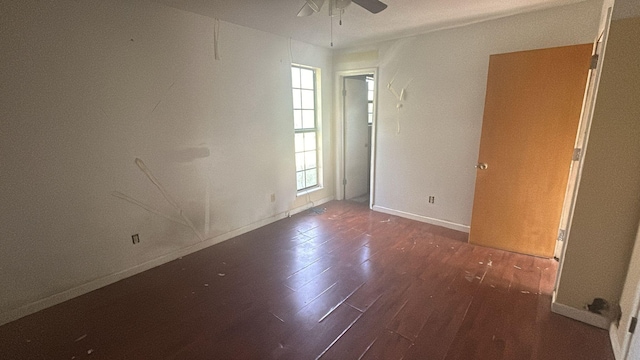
left=2, top=0, right=640, bottom=359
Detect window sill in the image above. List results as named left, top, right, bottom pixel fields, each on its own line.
left=296, top=186, right=324, bottom=197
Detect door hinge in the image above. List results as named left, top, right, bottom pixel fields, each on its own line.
left=572, top=148, right=582, bottom=161
left=343, top=179, right=347, bottom=186
left=558, top=229, right=566, bottom=242
left=590, top=54, right=599, bottom=70
left=630, top=317, right=638, bottom=334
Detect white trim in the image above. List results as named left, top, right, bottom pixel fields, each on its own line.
left=553, top=3, right=613, bottom=297
left=0, top=195, right=334, bottom=327
left=296, top=185, right=324, bottom=197
left=610, top=321, right=623, bottom=360
left=613, top=221, right=640, bottom=360
left=551, top=290, right=610, bottom=329
left=334, top=68, right=379, bottom=208
left=372, top=205, right=470, bottom=233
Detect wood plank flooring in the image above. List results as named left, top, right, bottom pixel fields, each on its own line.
left=0, top=201, right=614, bottom=359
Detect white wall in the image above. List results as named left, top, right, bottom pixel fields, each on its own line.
left=0, top=0, right=333, bottom=324
left=334, top=0, right=603, bottom=231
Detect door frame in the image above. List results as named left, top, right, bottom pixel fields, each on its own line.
left=553, top=6, right=612, bottom=295
left=334, top=68, right=379, bottom=208
left=617, top=222, right=640, bottom=360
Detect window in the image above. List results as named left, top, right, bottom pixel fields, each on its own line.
left=292, top=65, right=320, bottom=191
left=366, top=76, right=374, bottom=124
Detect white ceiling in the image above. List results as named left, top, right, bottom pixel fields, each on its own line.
left=152, top=0, right=640, bottom=49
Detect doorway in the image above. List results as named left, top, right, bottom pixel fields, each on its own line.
left=336, top=69, right=378, bottom=207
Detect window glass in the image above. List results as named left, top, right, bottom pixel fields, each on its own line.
left=292, top=65, right=320, bottom=191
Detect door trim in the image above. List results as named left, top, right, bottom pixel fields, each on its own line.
left=334, top=68, right=378, bottom=208
left=553, top=5, right=612, bottom=295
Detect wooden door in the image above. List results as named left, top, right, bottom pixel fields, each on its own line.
left=344, top=77, right=370, bottom=200
left=469, top=44, right=592, bottom=258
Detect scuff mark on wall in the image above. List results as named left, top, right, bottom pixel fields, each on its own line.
left=111, top=191, right=188, bottom=226
left=163, top=146, right=211, bottom=163
left=134, top=158, right=204, bottom=241
left=112, top=158, right=206, bottom=241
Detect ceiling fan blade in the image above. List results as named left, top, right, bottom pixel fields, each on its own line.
left=297, top=0, right=325, bottom=16
left=307, top=0, right=325, bottom=12
left=352, top=0, right=387, bottom=13
left=297, top=3, right=315, bottom=16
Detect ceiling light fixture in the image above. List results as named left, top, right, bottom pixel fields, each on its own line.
left=297, top=0, right=387, bottom=47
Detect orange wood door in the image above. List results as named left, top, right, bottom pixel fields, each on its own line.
left=469, top=44, right=593, bottom=258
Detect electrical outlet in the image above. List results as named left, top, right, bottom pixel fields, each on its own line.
left=132, top=234, right=140, bottom=244
left=428, top=196, right=435, bottom=204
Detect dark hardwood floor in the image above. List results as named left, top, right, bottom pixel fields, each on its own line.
left=0, top=201, right=614, bottom=359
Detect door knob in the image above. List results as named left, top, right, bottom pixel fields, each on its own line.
left=475, top=163, right=488, bottom=170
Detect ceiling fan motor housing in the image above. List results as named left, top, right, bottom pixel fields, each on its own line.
left=334, top=0, right=352, bottom=10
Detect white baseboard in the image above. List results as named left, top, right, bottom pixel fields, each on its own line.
left=372, top=205, right=470, bottom=233
left=551, top=290, right=610, bottom=329
left=0, top=196, right=334, bottom=327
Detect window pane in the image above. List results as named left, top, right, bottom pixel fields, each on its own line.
left=304, top=132, right=316, bottom=151
left=295, top=133, right=304, bottom=152
left=292, top=67, right=301, bottom=88
left=295, top=153, right=305, bottom=171
left=292, top=89, right=302, bottom=109
left=368, top=114, right=373, bottom=124
left=305, top=150, right=317, bottom=169
left=368, top=103, right=373, bottom=113
left=301, top=90, right=314, bottom=109
left=301, top=68, right=314, bottom=89
left=293, top=66, right=319, bottom=192
left=305, top=169, right=317, bottom=187
left=302, top=110, right=315, bottom=129
left=294, top=110, right=302, bottom=129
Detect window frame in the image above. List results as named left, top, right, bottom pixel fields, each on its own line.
left=292, top=64, right=322, bottom=193
left=367, top=76, right=375, bottom=125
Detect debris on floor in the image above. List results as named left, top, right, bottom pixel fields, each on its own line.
left=513, top=265, right=522, bottom=270
left=586, top=298, right=610, bottom=314
left=586, top=298, right=622, bottom=325
left=309, top=207, right=326, bottom=215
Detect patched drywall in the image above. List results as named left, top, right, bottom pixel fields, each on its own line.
left=0, top=0, right=333, bottom=323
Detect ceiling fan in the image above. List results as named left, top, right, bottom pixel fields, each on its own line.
left=297, top=0, right=387, bottom=17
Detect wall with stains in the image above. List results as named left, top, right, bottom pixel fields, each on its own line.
left=0, top=0, right=333, bottom=324
left=333, top=0, right=602, bottom=231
